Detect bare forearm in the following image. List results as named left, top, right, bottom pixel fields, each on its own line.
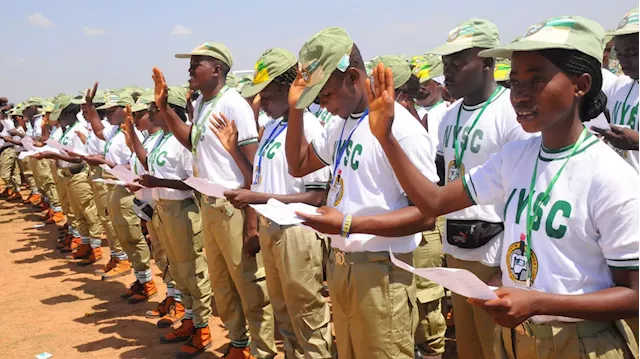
left=247, top=190, right=326, bottom=206
left=84, top=106, right=105, bottom=140
left=228, top=147, right=254, bottom=187
left=350, top=206, right=435, bottom=237
left=285, top=107, right=316, bottom=177
left=378, top=135, right=471, bottom=217
left=245, top=207, right=259, bottom=233
left=131, top=134, right=148, bottom=170
left=159, top=107, right=192, bottom=150
left=533, top=287, right=638, bottom=321
left=153, top=179, right=192, bottom=191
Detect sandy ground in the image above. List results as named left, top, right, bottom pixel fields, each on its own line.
left=0, top=189, right=458, bottom=359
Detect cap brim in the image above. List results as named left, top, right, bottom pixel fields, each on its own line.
left=175, top=53, right=194, bottom=59
left=70, top=98, right=86, bottom=105
left=96, top=103, right=118, bottom=110
left=295, top=75, right=331, bottom=110
left=174, top=51, right=215, bottom=59
left=50, top=109, right=62, bottom=122
left=131, top=104, right=149, bottom=113
left=241, top=80, right=271, bottom=99
left=606, top=28, right=639, bottom=36
left=478, top=40, right=574, bottom=59
left=430, top=43, right=475, bottom=56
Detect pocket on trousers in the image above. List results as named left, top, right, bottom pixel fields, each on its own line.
left=300, top=305, right=331, bottom=341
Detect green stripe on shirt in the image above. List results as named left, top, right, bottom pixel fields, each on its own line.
left=462, top=175, right=477, bottom=205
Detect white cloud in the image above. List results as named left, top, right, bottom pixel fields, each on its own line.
left=82, top=27, right=106, bottom=36
left=171, top=25, right=192, bottom=36
left=27, top=13, right=55, bottom=28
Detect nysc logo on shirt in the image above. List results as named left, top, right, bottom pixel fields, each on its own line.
left=505, top=188, right=572, bottom=240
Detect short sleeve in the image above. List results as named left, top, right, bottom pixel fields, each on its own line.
left=33, top=118, right=43, bottom=137
left=436, top=114, right=447, bottom=156
left=392, top=135, right=439, bottom=192
left=499, top=104, right=535, bottom=145
left=182, top=147, right=194, bottom=177
left=102, top=122, right=116, bottom=141
left=464, top=150, right=505, bottom=206
left=219, top=95, right=258, bottom=147
left=591, top=174, right=640, bottom=269
left=311, top=118, right=340, bottom=166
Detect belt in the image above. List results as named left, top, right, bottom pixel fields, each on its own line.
left=61, top=164, right=85, bottom=176
left=513, top=320, right=613, bottom=339
left=156, top=198, right=195, bottom=212
left=331, top=248, right=409, bottom=266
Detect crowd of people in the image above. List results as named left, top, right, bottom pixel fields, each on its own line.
left=0, top=7, right=638, bottom=359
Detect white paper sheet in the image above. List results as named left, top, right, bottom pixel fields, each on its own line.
left=249, top=199, right=320, bottom=226
left=21, top=137, right=37, bottom=152
left=110, top=165, right=144, bottom=187
left=44, top=139, right=88, bottom=157
left=92, top=178, right=127, bottom=186
left=390, top=251, right=498, bottom=300
left=183, top=176, right=229, bottom=198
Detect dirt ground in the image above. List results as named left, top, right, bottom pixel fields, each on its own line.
left=0, top=189, right=458, bottom=359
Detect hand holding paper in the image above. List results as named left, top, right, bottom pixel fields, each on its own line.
left=249, top=199, right=319, bottom=226
left=390, top=251, right=498, bottom=300
left=183, top=176, right=229, bottom=198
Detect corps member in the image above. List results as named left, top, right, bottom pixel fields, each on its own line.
left=375, top=16, right=639, bottom=359
left=285, top=27, right=439, bottom=358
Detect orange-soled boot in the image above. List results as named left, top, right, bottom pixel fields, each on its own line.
left=7, top=190, right=22, bottom=202
left=102, top=258, right=132, bottom=280
left=95, top=256, right=116, bottom=274
left=66, top=243, right=91, bottom=260
left=61, top=236, right=81, bottom=253
left=48, top=211, right=66, bottom=226
left=38, top=202, right=50, bottom=212
left=128, top=280, right=158, bottom=304
left=78, top=247, right=102, bottom=266
left=157, top=299, right=185, bottom=328
left=146, top=296, right=171, bottom=318
left=0, top=188, right=10, bottom=198
left=29, top=193, right=42, bottom=205
left=160, top=318, right=194, bottom=344
left=56, top=231, right=71, bottom=249
left=121, top=281, right=143, bottom=299
left=22, top=193, right=34, bottom=205
left=42, top=208, right=53, bottom=220
left=221, top=345, right=254, bottom=359
left=176, top=325, right=212, bottom=359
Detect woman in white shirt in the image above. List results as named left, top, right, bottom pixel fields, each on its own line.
left=134, top=86, right=214, bottom=359
left=374, top=16, right=638, bottom=359
left=211, top=48, right=334, bottom=359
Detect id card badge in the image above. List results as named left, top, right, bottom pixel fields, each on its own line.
left=328, top=170, right=344, bottom=207
left=253, top=167, right=261, bottom=186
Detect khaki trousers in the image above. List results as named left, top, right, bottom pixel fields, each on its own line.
left=0, top=148, right=21, bottom=190
left=88, top=166, right=120, bottom=252
left=107, top=185, right=149, bottom=272
left=58, top=167, right=102, bottom=238
left=259, top=221, right=333, bottom=358
left=414, top=218, right=447, bottom=356
left=153, top=198, right=211, bottom=325
left=328, top=250, right=418, bottom=359
left=146, top=218, right=169, bottom=282
left=18, top=156, right=37, bottom=190
left=201, top=197, right=276, bottom=358
left=31, top=157, right=60, bottom=207
left=446, top=255, right=500, bottom=359
left=496, top=320, right=639, bottom=359
left=51, top=162, right=75, bottom=226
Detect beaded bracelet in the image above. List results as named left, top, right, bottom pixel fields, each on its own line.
left=340, top=214, right=352, bottom=238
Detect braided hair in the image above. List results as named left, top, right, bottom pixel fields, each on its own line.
left=273, top=65, right=298, bottom=88
left=539, top=49, right=607, bottom=121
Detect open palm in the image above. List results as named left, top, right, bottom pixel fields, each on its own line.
left=152, top=67, right=169, bottom=109
left=366, top=63, right=396, bottom=141
left=288, top=68, right=307, bottom=109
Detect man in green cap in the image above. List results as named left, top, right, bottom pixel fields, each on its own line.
left=593, top=8, right=640, bottom=175
left=0, top=106, right=23, bottom=200
left=285, top=27, right=439, bottom=359
left=428, top=18, right=533, bottom=359
left=215, top=47, right=334, bottom=359
left=154, top=41, right=275, bottom=359
left=7, top=101, right=40, bottom=204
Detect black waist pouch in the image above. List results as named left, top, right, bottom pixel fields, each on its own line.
left=446, top=219, right=504, bottom=249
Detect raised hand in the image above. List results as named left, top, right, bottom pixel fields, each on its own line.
left=75, top=130, right=87, bottom=144
left=209, top=113, right=238, bottom=153
left=288, top=67, right=307, bottom=109
left=85, top=82, right=99, bottom=105
left=366, top=62, right=396, bottom=141
left=152, top=67, right=169, bottom=110
left=122, top=104, right=135, bottom=150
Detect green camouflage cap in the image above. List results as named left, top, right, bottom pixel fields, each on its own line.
left=50, top=95, right=73, bottom=121
left=131, top=91, right=154, bottom=112
left=296, top=27, right=354, bottom=109
left=370, top=55, right=411, bottom=89
left=25, top=97, right=44, bottom=107
left=235, top=76, right=253, bottom=94
left=494, top=59, right=511, bottom=82
left=411, top=54, right=444, bottom=83
left=479, top=16, right=605, bottom=63
left=42, top=102, right=55, bottom=113
left=175, top=42, right=234, bottom=67
left=431, top=18, right=500, bottom=56
left=608, top=8, right=639, bottom=36
left=167, top=86, right=187, bottom=108
left=242, top=48, right=297, bottom=98
left=95, top=92, right=135, bottom=110
left=226, top=73, right=238, bottom=88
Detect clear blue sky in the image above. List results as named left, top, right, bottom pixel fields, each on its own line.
left=0, top=0, right=636, bottom=102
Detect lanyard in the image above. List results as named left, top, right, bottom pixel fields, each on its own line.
left=257, top=119, right=287, bottom=170
left=524, top=127, right=588, bottom=286
left=60, top=121, right=80, bottom=143
left=104, top=128, right=122, bottom=154
left=453, top=86, right=503, bottom=168
left=131, top=130, right=163, bottom=174
left=616, top=81, right=637, bottom=125
left=332, top=110, right=369, bottom=183
left=191, top=86, right=228, bottom=157
left=149, top=132, right=173, bottom=173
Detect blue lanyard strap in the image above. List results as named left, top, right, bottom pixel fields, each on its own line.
left=257, top=119, right=288, bottom=170
left=332, top=110, right=369, bottom=182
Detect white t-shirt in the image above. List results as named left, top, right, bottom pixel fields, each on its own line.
left=464, top=132, right=639, bottom=322
left=87, top=119, right=109, bottom=156
left=313, top=107, right=339, bottom=127
left=251, top=111, right=329, bottom=195
left=130, top=130, right=164, bottom=204
left=31, top=116, right=43, bottom=138
left=191, top=88, right=259, bottom=189
left=605, top=75, right=639, bottom=172
left=425, top=101, right=449, bottom=154
left=0, top=119, right=15, bottom=147
left=49, top=126, right=63, bottom=142
left=312, top=102, right=439, bottom=253
left=103, top=122, right=142, bottom=166
left=150, top=133, right=194, bottom=201
left=437, top=87, right=534, bottom=266
left=58, top=121, right=88, bottom=168
left=257, top=111, right=271, bottom=128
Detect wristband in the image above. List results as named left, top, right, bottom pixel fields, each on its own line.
left=340, top=214, right=352, bottom=238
